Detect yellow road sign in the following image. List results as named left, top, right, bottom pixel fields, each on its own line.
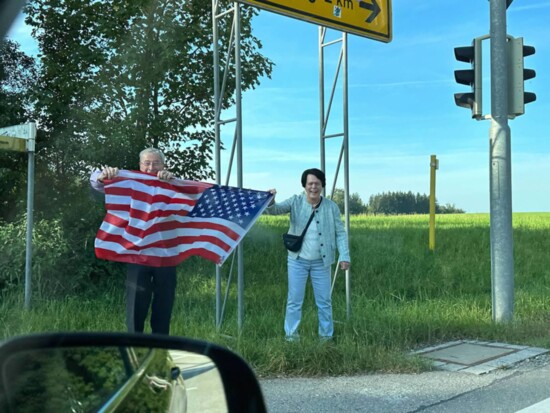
left=238, top=0, right=392, bottom=43
left=0, top=123, right=36, bottom=152
left=0, top=135, right=26, bottom=152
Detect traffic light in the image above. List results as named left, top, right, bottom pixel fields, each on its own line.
left=508, top=36, right=536, bottom=118
left=454, top=38, right=483, bottom=119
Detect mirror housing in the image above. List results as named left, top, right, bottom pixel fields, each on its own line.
left=0, top=332, right=267, bottom=413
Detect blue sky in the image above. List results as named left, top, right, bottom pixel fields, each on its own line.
left=7, top=0, right=550, bottom=213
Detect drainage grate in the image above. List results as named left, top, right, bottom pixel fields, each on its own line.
left=413, top=340, right=549, bottom=375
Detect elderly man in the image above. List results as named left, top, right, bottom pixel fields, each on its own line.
left=90, top=147, right=177, bottom=335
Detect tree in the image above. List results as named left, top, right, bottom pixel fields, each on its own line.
left=367, top=191, right=465, bottom=215
left=24, top=0, right=273, bottom=183
left=438, top=203, right=465, bottom=214
left=329, top=188, right=366, bottom=215
left=0, top=0, right=275, bottom=292
left=13, top=0, right=274, bottom=224
left=0, top=39, right=37, bottom=221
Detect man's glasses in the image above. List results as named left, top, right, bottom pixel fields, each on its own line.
left=140, top=161, right=163, bottom=167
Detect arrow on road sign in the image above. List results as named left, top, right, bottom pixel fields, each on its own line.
left=359, top=0, right=381, bottom=24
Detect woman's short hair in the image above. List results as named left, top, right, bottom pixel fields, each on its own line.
left=139, top=147, right=165, bottom=164
left=301, top=168, right=326, bottom=188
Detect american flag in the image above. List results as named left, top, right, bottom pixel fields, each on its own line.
left=94, top=170, right=273, bottom=267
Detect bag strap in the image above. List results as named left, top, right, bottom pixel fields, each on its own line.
left=299, top=197, right=323, bottom=237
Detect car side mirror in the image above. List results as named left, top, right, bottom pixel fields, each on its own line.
left=0, top=332, right=267, bottom=413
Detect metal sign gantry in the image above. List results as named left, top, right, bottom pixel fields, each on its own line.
left=211, top=0, right=389, bottom=330
left=319, top=27, right=352, bottom=319
left=212, top=1, right=245, bottom=330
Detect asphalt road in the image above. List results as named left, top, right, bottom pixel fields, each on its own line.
left=259, top=354, right=550, bottom=413
left=170, top=350, right=227, bottom=412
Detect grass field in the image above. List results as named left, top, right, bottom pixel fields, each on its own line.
left=2, top=213, right=550, bottom=377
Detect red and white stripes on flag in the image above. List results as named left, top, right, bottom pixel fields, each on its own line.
left=94, top=170, right=272, bottom=267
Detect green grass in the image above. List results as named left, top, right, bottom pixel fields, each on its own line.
left=2, top=213, right=550, bottom=377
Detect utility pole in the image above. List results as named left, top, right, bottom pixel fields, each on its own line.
left=454, top=0, right=536, bottom=323
left=489, top=0, right=514, bottom=322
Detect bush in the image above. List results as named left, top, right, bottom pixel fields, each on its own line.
left=0, top=212, right=122, bottom=298
left=0, top=216, right=65, bottom=295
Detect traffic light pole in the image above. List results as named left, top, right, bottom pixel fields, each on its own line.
left=489, top=0, right=514, bottom=323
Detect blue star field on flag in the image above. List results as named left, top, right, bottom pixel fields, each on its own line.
left=188, top=185, right=272, bottom=231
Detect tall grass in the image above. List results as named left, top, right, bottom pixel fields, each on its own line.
left=2, top=213, right=550, bottom=377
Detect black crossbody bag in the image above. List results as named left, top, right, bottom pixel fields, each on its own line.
left=282, top=198, right=322, bottom=252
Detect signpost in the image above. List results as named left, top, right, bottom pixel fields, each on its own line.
left=238, top=0, right=392, bottom=42
left=0, top=123, right=36, bottom=309
left=429, top=155, right=438, bottom=251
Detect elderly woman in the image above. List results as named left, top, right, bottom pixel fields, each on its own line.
left=267, top=168, right=350, bottom=341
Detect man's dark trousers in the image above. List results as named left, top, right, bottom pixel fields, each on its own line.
left=126, top=264, right=177, bottom=335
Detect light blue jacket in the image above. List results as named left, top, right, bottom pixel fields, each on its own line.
left=266, top=194, right=350, bottom=267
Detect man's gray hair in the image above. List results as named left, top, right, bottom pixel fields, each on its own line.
left=139, top=147, right=165, bottom=163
